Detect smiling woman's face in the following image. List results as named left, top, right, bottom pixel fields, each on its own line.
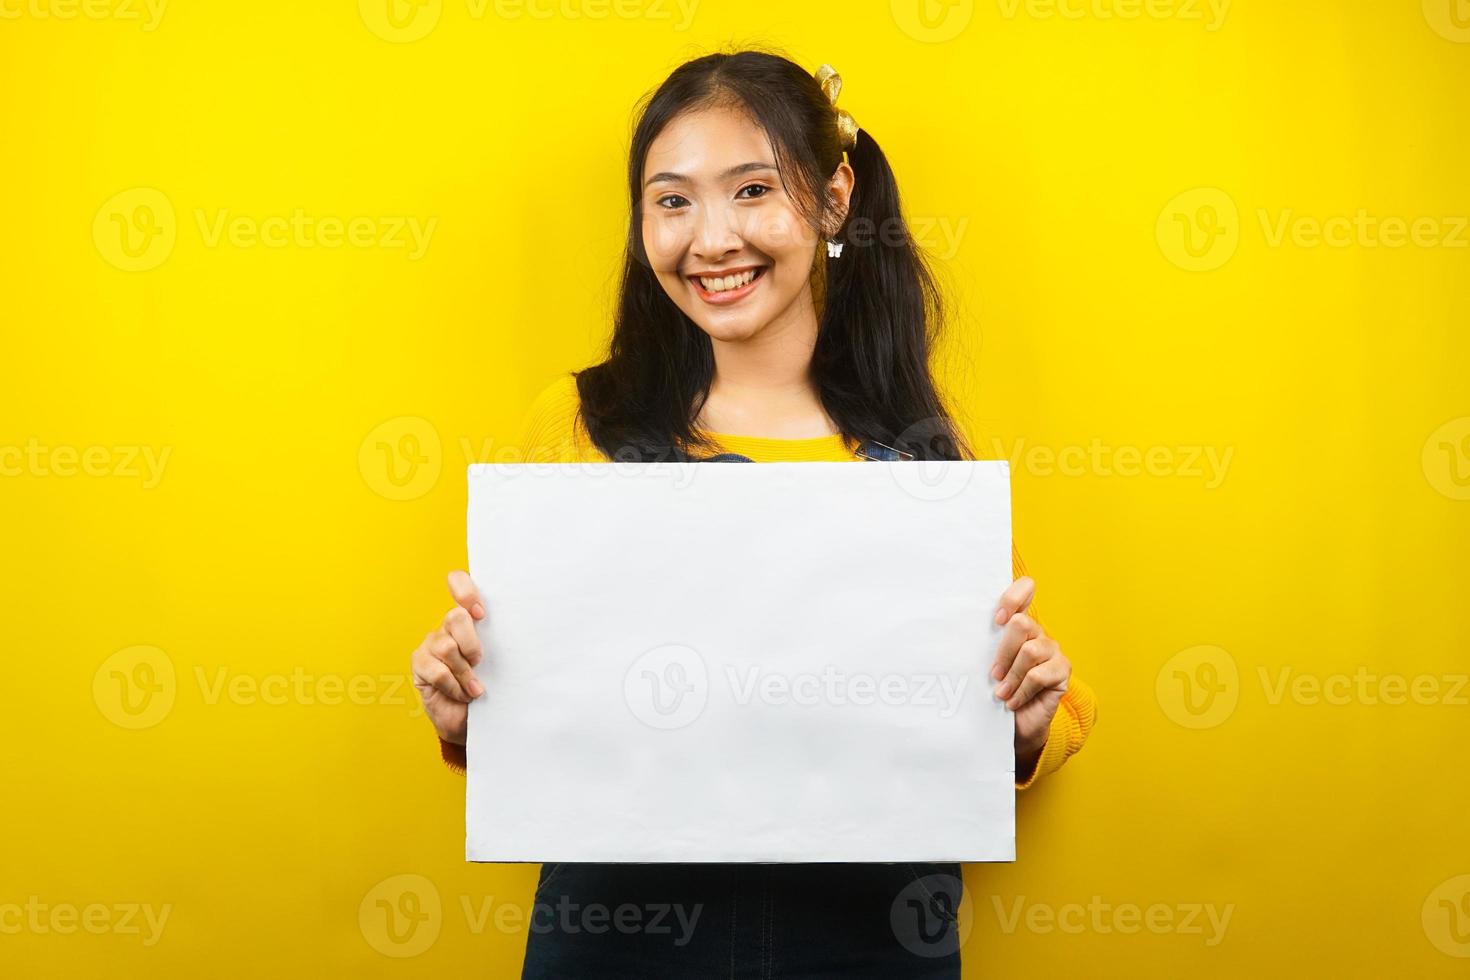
left=640, top=104, right=833, bottom=344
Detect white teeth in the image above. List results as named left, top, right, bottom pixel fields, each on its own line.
left=697, top=269, right=757, bottom=292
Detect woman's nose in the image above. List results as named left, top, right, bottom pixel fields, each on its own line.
left=692, top=202, right=742, bottom=261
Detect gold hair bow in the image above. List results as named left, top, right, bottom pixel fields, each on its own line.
left=815, top=64, right=859, bottom=151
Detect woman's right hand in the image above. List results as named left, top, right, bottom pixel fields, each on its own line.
left=410, top=570, right=487, bottom=746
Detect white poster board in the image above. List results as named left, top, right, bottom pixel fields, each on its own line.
left=465, top=460, right=1015, bottom=863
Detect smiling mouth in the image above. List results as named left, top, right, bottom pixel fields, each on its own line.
left=688, top=266, right=767, bottom=304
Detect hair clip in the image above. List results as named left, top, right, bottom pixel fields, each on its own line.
left=814, top=64, right=859, bottom=150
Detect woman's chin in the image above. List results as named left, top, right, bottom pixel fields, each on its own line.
left=690, top=312, right=768, bottom=344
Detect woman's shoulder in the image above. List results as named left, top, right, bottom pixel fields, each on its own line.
left=515, top=373, right=598, bottom=462
left=523, top=373, right=581, bottom=426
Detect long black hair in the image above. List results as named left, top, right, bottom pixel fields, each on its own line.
left=574, top=49, right=970, bottom=463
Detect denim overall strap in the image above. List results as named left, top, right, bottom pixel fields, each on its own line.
left=695, top=440, right=912, bottom=463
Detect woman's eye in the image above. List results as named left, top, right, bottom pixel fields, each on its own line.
left=737, top=184, right=771, bottom=200
left=657, top=195, right=690, bottom=210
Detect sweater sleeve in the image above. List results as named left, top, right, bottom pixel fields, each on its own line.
left=439, top=735, right=466, bottom=775
left=437, top=375, right=588, bottom=774
left=1011, top=542, right=1098, bottom=790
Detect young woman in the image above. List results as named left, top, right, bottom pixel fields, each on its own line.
left=411, top=50, right=1097, bottom=978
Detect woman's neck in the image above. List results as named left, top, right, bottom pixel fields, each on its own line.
left=696, top=285, right=840, bottom=439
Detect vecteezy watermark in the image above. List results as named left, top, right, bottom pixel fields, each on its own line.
left=193, top=666, right=421, bottom=714
left=358, top=873, right=703, bottom=958
left=1158, top=187, right=1470, bottom=271
left=471, top=893, right=702, bottom=946
left=843, top=215, right=971, bottom=261
left=1156, top=188, right=1240, bottom=271
left=360, top=420, right=713, bottom=503
left=0, top=0, right=168, bottom=30
left=623, top=645, right=973, bottom=731
left=1423, top=416, right=1470, bottom=501
left=358, top=0, right=443, bottom=41
left=92, top=187, right=176, bottom=272
left=890, top=871, right=972, bottom=958
left=1156, top=644, right=1238, bottom=729
left=360, top=874, right=442, bottom=958
left=93, top=645, right=177, bottom=730
left=1423, top=874, right=1470, bottom=958
left=487, top=0, right=698, bottom=26
left=0, top=439, right=171, bottom=488
left=726, top=665, right=970, bottom=719
left=1157, top=645, right=1469, bottom=730
left=92, top=646, right=423, bottom=730
left=891, top=0, right=1226, bottom=43
left=624, top=644, right=709, bottom=730
left=358, top=0, right=699, bottom=43
left=889, top=0, right=975, bottom=43
left=989, top=894, right=1235, bottom=946
left=1257, top=666, right=1469, bottom=708
left=877, top=416, right=981, bottom=503
left=983, top=436, right=1233, bottom=489
left=362, top=417, right=758, bottom=502
left=638, top=210, right=973, bottom=270
left=1423, top=0, right=1470, bottom=43
left=0, top=898, right=171, bottom=946
left=92, top=188, right=437, bottom=272
left=359, top=416, right=443, bottom=502
left=1257, top=209, right=1470, bottom=250
left=888, top=455, right=977, bottom=502
left=194, top=209, right=435, bottom=258
left=995, top=0, right=1229, bottom=30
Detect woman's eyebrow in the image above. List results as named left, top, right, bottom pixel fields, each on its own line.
left=644, top=161, right=778, bottom=188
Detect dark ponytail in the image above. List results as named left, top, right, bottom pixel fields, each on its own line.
left=813, top=124, right=965, bottom=460
left=576, top=49, right=971, bottom=463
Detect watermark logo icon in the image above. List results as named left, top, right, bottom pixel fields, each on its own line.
left=1423, top=0, right=1470, bottom=42
left=360, top=0, right=441, bottom=41
left=1157, top=188, right=1239, bottom=271
left=1423, top=417, right=1470, bottom=501
left=624, top=644, right=708, bottom=730
left=890, top=871, right=972, bottom=958
left=93, top=645, right=176, bottom=729
left=887, top=418, right=976, bottom=502
left=1156, top=645, right=1238, bottom=729
left=359, top=416, right=442, bottom=501
left=93, top=188, right=176, bottom=272
left=359, top=874, right=442, bottom=957
left=1423, top=874, right=1470, bottom=957
left=891, top=0, right=974, bottom=42
left=889, top=457, right=975, bottom=502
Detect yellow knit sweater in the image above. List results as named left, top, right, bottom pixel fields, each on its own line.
left=441, top=375, right=1097, bottom=790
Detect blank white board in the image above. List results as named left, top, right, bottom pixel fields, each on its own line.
left=465, top=460, right=1015, bottom=863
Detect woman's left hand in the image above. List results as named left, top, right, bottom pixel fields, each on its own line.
left=990, top=576, right=1071, bottom=774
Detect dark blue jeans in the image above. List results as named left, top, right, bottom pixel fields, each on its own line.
left=520, top=862, right=965, bottom=978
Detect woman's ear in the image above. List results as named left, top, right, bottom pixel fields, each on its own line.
left=824, top=160, right=856, bottom=235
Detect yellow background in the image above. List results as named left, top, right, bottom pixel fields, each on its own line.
left=3, top=0, right=1468, bottom=975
